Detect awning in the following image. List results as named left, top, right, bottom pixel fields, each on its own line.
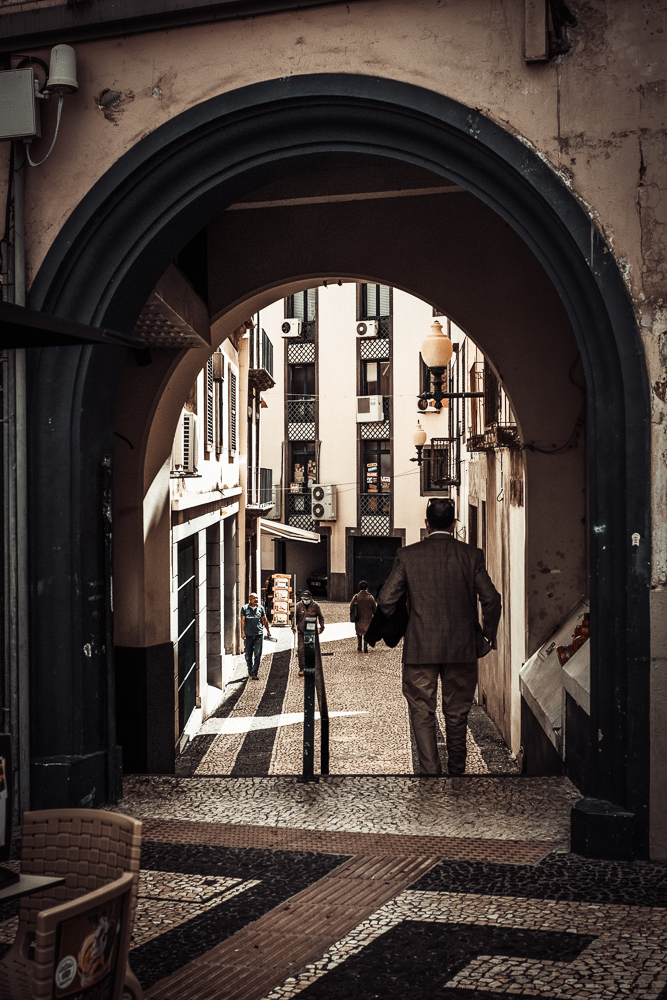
left=258, top=518, right=321, bottom=544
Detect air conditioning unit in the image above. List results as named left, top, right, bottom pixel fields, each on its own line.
left=181, top=412, right=198, bottom=473
left=281, top=318, right=302, bottom=338
left=417, top=398, right=448, bottom=413
left=356, top=320, right=378, bottom=338
left=356, top=395, right=384, bottom=423
left=311, top=484, right=337, bottom=520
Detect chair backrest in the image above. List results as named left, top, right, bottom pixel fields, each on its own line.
left=31, top=871, right=135, bottom=1000
left=18, top=809, right=142, bottom=937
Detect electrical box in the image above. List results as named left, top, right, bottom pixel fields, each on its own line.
left=311, top=484, right=337, bottom=520
left=0, top=68, right=40, bottom=141
left=356, top=395, right=384, bottom=422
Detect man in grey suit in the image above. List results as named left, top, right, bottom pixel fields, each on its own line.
left=378, top=498, right=501, bottom=776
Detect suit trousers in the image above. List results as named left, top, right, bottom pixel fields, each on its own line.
left=403, top=661, right=478, bottom=776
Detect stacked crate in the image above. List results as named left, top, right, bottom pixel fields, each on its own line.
left=270, top=573, right=293, bottom=626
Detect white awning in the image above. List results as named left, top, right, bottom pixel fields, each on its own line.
left=258, top=518, right=321, bottom=544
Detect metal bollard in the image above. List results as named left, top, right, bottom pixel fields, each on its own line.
left=299, top=615, right=330, bottom=782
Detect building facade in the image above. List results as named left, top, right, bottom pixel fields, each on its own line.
left=0, top=0, right=663, bottom=858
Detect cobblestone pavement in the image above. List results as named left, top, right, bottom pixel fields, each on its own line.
left=178, top=602, right=520, bottom=779
left=2, top=607, right=665, bottom=998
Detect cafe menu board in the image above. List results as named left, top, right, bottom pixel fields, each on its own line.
left=53, top=895, right=123, bottom=999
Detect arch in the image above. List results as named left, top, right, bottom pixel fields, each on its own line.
left=27, top=75, right=650, bottom=854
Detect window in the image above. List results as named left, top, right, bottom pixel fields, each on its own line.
left=484, top=362, right=500, bottom=428
left=286, top=288, right=317, bottom=322
left=205, top=357, right=215, bottom=451
left=362, top=440, right=390, bottom=494
left=361, top=360, right=391, bottom=397
left=421, top=441, right=451, bottom=494
left=213, top=353, right=225, bottom=452
left=290, top=442, right=317, bottom=490
left=229, top=369, right=237, bottom=454
left=361, top=283, right=391, bottom=319
left=289, top=364, right=315, bottom=398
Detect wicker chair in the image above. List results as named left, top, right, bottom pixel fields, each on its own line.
left=31, top=872, right=135, bottom=1000
left=0, top=809, right=143, bottom=1000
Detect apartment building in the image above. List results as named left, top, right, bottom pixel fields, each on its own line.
left=259, top=282, right=529, bottom=756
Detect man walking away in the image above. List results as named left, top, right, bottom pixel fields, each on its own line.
left=378, top=498, right=501, bottom=776
left=292, top=590, right=324, bottom=677
left=350, top=580, right=377, bottom=654
left=240, top=592, right=272, bottom=681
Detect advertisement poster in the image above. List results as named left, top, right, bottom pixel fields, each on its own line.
left=53, top=896, right=123, bottom=999
left=366, top=461, right=378, bottom=492
left=306, top=459, right=317, bottom=486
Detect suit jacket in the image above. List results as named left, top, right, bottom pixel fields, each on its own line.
left=377, top=531, right=501, bottom=664
left=365, top=594, right=409, bottom=649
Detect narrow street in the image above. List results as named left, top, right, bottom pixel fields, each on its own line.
left=177, top=602, right=520, bottom=779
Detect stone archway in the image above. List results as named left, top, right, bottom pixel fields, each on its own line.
left=27, top=75, right=650, bottom=855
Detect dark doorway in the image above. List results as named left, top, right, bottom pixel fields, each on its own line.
left=177, top=535, right=197, bottom=735
left=353, top=536, right=402, bottom=598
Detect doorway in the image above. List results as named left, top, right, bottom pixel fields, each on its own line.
left=353, top=537, right=402, bottom=599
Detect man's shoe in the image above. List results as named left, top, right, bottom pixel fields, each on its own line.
left=298, top=670, right=304, bottom=677
left=250, top=675, right=259, bottom=681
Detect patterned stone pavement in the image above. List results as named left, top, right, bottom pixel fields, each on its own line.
left=1, top=607, right=665, bottom=998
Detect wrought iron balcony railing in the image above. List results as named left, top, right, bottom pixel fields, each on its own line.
left=248, top=328, right=275, bottom=391
left=247, top=466, right=273, bottom=508
left=287, top=398, right=316, bottom=424
left=359, top=492, right=391, bottom=517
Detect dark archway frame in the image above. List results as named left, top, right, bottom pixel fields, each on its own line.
left=28, top=74, right=651, bottom=853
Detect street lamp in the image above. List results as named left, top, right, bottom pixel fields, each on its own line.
left=420, top=320, right=453, bottom=411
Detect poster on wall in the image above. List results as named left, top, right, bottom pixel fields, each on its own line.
left=294, top=463, right=305, bottom=484
left=307, top=459, right=317, bottom=486
left=366, top=461, right=378, bottom=493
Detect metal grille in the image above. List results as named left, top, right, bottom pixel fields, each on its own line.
left=288, top=514, right=316, bottom=531
left=206, top=357, right=214, bottom=449
left=361, top=515, right=391, bottom=536
left=360, top=493, right=391, bottom=517
left=422, top=437, right=460, bottom=489
left=360, top=338, right=390, bottom=360
left=360, top=420, right=390, bottom=440
left=377, top=315, right=391, bottom=338
left=287, top=399, right=316, bottom=423
left=288, top=492, right=312, bottom=517
left=288, top=423, right=316, bottom=442
left=287, top=341, right=316, bottom=364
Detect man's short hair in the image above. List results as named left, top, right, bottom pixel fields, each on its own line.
left=358, top=580, right=368, bottom=590
left=426, top=498, right=455, bottom=531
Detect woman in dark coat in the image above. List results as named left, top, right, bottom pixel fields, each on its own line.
left=350, top=580, right=377, bottom=653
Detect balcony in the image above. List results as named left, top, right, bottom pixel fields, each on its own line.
left=246, top=466, right=274, bottom=512
left=287, top=489, right=314, bottom=531
left=248, top=328, right=275, bottom=391
left=359, top=492, right=391, bottom=537
left=287, top=398, right=316, bottom=441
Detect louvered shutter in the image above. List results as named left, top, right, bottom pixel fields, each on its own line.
left=206, top=357, right=214, bottom=450
left=229, top=370, right=237, bottom=453
left=306, top=287, right=316, bottom=322
left=379, top=284, right=391, bottom=317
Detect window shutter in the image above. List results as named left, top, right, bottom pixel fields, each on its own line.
left=379, top=284, right=390, bottom=317
left=306, top=287, right=316, bottom=322
left=229, top=369, right=237, bottom=452
left=364, top=283, right=377, bottom=318
left=206, top=357, right=215, bottom=450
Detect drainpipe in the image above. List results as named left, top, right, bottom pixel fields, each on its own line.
left=2, top=142, right=30, bottom=814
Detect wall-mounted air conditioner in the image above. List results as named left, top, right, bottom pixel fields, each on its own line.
left=311, top=484, right=337, bottom=520
left=281, top=319, right=302, bottom=338
left=356, top=320, right=378, bottom=338
left=356, top=395, right=384, bottom=423
left=181, top=412, right=198, bottom=473
left=418, top=398, right=447, bottom=414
